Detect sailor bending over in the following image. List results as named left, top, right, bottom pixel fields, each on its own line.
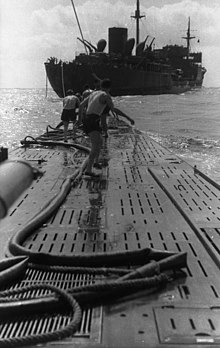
left=79, top=78, right=134, bottom=178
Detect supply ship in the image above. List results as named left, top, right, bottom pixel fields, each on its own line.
left=45, top=0, right=206, bottom=97
left=0, top=113, right=219, bottom=347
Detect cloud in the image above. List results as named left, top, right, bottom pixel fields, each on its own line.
left=1, top=0, right=220, bottom=87
left=28, top=1, right=135, bottom=59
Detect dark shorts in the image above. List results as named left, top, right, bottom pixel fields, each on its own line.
left=83, top=114, right=101, bottom=134
left=103, top=105, right=110, bottom=115
left=61, top=109, right=77, bottom=122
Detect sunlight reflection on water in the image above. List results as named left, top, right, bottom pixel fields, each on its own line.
left=0, top=89, right=62, bottom=148
left=0, top=87, right=220, bottom=184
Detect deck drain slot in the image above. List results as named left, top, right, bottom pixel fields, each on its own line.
left=154, top=307, right=220, bottom=344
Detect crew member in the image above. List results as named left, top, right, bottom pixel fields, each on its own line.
left=82, top=84, right=93, bottom=100
left=61, top=89, right=80, bottom=142
left=79, top=79, right=134, bottom=177
left=79, top=79, right=114, bottom=177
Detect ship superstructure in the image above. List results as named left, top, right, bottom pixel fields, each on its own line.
left=45, top=1, right=206, bottom=97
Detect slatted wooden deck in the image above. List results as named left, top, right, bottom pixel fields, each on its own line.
left=0, top=121, right=220, bottom=347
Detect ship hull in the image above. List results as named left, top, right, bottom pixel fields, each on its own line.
left=45, top=62, right=204, bottom=98
left=1, top=118, right=220, bottom=347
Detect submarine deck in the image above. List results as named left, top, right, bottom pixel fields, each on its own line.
left=0, top=120, right=220, bottom=347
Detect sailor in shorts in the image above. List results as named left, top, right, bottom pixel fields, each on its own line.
left=61, top=89, right=80, bottom=142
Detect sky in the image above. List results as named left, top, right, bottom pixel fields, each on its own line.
left=0, top=0, right=220, bottom=88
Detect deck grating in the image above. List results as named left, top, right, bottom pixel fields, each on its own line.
left=0, top=123, right=220, bottom=347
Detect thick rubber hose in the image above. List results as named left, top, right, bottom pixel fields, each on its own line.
left=0, top=274, right=169, bottom=315
left=7, top=155, right=176, bottom=266
left=21, top=138, right=90, bottom=153
left=0, top=120, right=188, bottom=347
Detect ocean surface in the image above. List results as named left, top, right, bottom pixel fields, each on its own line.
left=0, top=87, right=220, bottom=184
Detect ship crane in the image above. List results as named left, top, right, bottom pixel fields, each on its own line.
left=131, top=0, right=145, bottom=46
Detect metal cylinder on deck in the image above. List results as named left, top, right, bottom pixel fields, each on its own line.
left=0, top=160, right=34, bottom=218
left=108, top=27, right=128, bottom=55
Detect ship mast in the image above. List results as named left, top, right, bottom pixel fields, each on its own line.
left=131, top=0, right=145, bottom=46
left=182, top=17, right=195, bottom=58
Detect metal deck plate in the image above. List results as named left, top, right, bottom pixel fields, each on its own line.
left=154, top=307, right=220, bottom=344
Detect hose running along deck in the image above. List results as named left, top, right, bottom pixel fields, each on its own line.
left=0, top=118, right=220, bottom=347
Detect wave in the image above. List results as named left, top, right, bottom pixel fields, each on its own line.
left=13, top=107, right=29, bottom=113
left=148, top=131, right=220, bottom=152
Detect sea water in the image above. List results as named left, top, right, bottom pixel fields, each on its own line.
left=0, top=87, right=220, bottom=184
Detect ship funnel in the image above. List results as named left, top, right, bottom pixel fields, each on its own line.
left=108, top=27, right=128, bottom=55
left=125, top=38, right=135, bottom=56
left=97, top=39, right=107, bottom=52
